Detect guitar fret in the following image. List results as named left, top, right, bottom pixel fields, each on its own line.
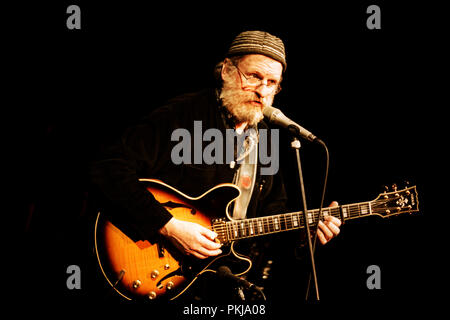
left=349, top=204, right=359, bottom=218
left=292, top=213, right=299, bottom=227
left=226, top=222, right=231, bottom=240
left=266, top=217, right=271, bottom=232
left=286, top=214, right=291, bottom=229
left=257, top=219, right=263, bottom=234
left=281, top=215, right=287, bottom=230
left=360, top=202, right=371, bottom=216
left=271, top=216, right=276, bottom=232
left=287, top=215, right=293, bottom=230
left=264, top=217, right=270, bottom=233
left=342, top=206, right=348, bottom=219
left=333, top=207, right=342, bottom=219
left=329, top=208, right=335, bottom=217
left=360, top=203, right=366, bottom=216
left=233, top=222, right=238, bottom=238
left=307, top=211, right=314, bottom=224
left=274, top=216, right=280, bottom=231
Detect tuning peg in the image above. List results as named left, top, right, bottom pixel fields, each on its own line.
left=383, top=186, right=389, bottom=199
left=391, top=183, right=398, bottom=192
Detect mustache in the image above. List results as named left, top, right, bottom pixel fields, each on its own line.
left=219, top=77, right=274, bottom=126
left=222, top=78, right=262, bottom=103
left=240, top=91, right=265, bottom=106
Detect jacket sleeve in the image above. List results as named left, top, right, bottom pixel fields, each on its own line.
left=90, top=111, right=174, bottom=239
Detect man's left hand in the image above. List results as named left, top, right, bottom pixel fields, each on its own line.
left=317, top=201, right=342, bottom=245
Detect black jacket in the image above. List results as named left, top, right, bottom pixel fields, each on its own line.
left=90, top=89, right=288, bottom=240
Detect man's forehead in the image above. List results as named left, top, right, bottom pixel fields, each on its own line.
left=239, top=54, right=283, bottom=78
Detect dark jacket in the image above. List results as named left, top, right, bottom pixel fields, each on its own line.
left=90, top=89, right=288, bottom=240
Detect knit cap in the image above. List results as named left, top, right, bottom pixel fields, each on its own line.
left=226, top=30, right=287, bottom=71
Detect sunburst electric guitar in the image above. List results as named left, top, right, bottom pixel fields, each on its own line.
left=94, top=179, right=419, bottom=301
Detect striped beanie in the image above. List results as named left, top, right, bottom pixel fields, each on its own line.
left=226, top=30, right=287, bottom=71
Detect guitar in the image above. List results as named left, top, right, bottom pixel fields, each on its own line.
left=94, top=179, right=419, bottom=301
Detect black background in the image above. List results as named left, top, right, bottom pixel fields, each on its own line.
left=11, top=0, right=442, bottom=314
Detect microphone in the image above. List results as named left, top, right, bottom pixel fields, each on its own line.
left=263, top=106, right=318, bottom=142
left=217, top=266, right=257, bottom=290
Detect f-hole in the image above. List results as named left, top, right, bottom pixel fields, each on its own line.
left=160, top=201, right=197, bottom=215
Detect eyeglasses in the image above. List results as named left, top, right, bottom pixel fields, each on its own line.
left=232, top=63, right=282, bottom=95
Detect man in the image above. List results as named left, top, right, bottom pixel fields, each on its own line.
left=90, top=30, right=341, bottom=300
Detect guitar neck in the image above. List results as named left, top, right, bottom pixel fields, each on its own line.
left=222, top=201, right=372, bottom=241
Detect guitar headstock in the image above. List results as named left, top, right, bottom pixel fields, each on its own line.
left=371, top=184, right=419, bottom=218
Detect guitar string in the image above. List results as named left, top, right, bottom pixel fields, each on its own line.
left=208, top=200, right=410, bottom=239
left=209, top=202, right=394, bottom=233
left=212, top=198, right=407, bottom=224
left=197, top=191, right=414, bottom=235
left=210, top=212, right=399, bottom=239
left=209, top=204, right=376, bottom=232
left=210, top=203, right=405, bottom=234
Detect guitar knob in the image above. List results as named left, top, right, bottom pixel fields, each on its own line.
left=151, top=270, right=160, bottom=279
left=132, top=280, right=142, bottom=289
left=147, top=291, right=157, bottom=300
left=166, top=281, right=174, bottom=290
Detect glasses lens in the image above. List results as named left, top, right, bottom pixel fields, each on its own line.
left=234, top=63, right=280, bottom=94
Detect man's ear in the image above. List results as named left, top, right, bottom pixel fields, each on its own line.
left=221, top=58, right=231, bottom=81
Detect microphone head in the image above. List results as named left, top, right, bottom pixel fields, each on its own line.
left=262, top=105, right=278, bottom=120
left=263, top=106, right=287, bottom=126
left=263, top=105, right=318, bottom=142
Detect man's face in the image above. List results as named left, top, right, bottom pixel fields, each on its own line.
left=220, top=54, right=283, bottom=127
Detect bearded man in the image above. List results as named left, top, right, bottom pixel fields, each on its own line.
left=90, top=31, right=341, bottom=302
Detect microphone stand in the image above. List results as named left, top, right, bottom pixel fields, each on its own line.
left=290, top=136, right=320, bottom=301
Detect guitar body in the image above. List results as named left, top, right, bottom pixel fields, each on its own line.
left=94, top=179, right=250, bottom=301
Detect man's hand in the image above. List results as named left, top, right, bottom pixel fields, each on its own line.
left=317, top=201, right=342, bottom=245
left=159, top=218, right=222, bottom=259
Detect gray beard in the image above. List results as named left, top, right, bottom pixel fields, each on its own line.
left=219, top=79, right=273, bottom=127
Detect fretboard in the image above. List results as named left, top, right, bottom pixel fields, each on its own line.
left=218, top=201, right=372, bottom=242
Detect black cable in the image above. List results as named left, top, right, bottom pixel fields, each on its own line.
left=305, top=138, right=329, bottom=300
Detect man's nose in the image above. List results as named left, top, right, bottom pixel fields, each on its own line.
left=254, top=81, right=271, bottom=98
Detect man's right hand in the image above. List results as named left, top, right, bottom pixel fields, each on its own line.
left=159, top=218, right=223, bottom=259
